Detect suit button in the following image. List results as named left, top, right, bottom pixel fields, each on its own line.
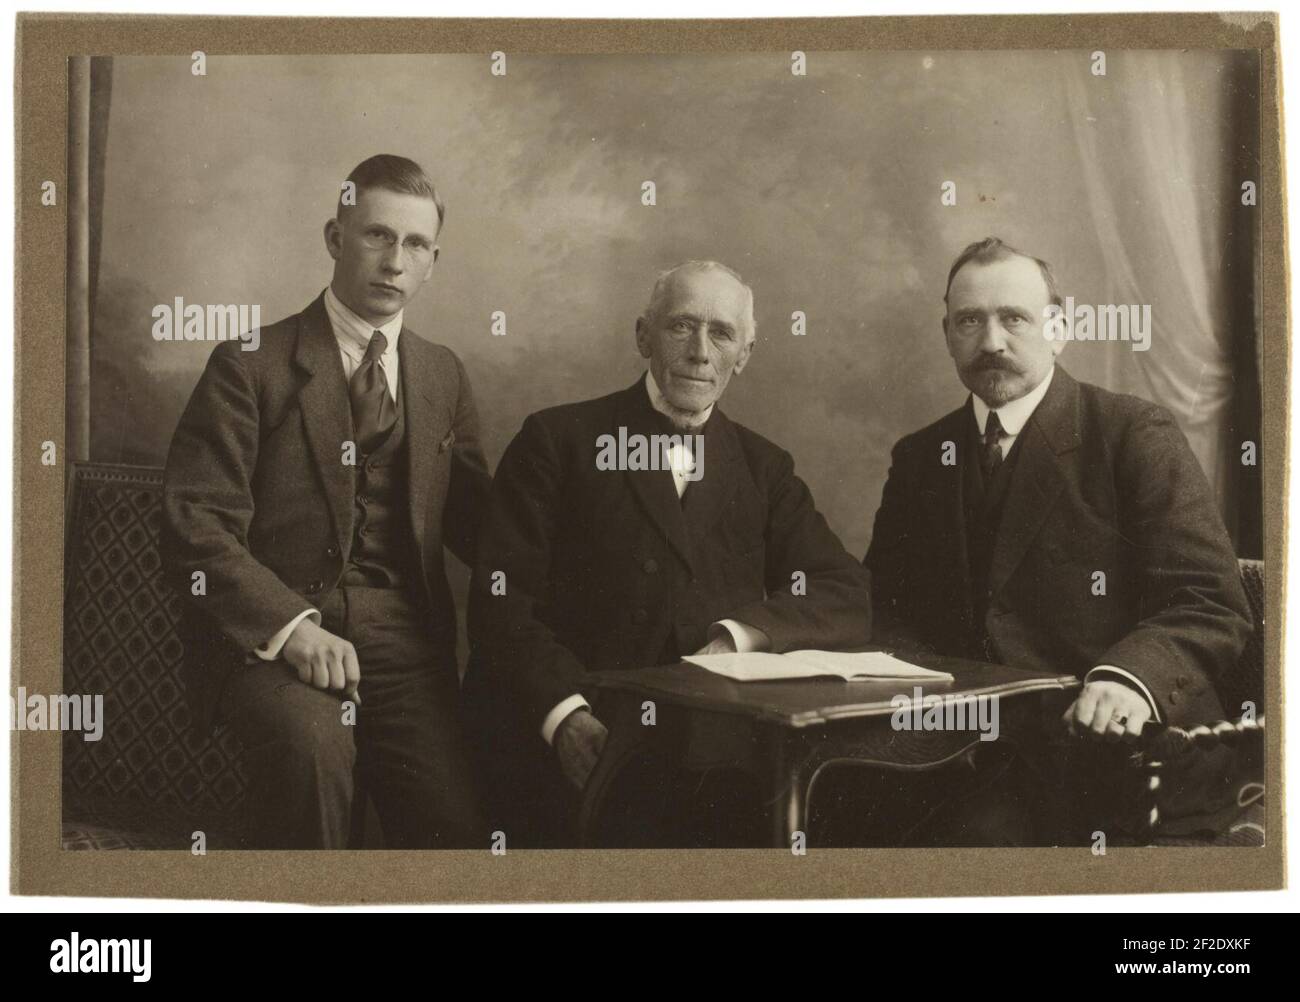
left=1169, top=691, right=1181, bottom=705
left=643, top=558, right=659, bottom=574
left=1176, top=674, right=1189, bottom=687
left=632, top=608, right=648, bottom=624
left=306, top=580, right=323, bottom=594
left=326, top=545, right=339, bottom=557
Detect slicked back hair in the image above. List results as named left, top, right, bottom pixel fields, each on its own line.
left=337, top=154, right=445, bottom=235
left=943, top=237, right=1062, bottom=308
left=642, top=260, right=757, bottom=344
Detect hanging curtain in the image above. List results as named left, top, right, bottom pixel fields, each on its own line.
left=64, top=56, right=112, bottom=464
left=1062, top=50, right=1257, bottom=547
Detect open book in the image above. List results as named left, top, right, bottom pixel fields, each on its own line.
left=682, top=650, right=954, bottom=683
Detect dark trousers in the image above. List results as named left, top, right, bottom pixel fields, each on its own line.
left=219, top=586, right=485, bottom=849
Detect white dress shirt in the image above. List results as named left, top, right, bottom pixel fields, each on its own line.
left=539, top=371, right=769, bottom=744
left=253, top=286, right=404, bottom=661
left=970, top=365, right=1160, bottom=722
left=970, top=364, right=1053, bottom=453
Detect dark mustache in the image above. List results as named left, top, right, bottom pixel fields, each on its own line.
left=970, top=357, right=1021, bottom=373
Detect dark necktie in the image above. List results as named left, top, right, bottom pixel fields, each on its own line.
left=350, top=331, right=396, bottom=455
left=980, top=411, right=1004, bottom=481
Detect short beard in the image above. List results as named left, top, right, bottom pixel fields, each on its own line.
left=967, top=369, right=1024, bottom=408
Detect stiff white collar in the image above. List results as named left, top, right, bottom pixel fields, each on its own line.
left=324, top=284, right=402, bottom=362
left=971, top=365, right=1055, bottom=437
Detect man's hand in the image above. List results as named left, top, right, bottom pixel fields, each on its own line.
left=282, top=618, right=361, bottom=704
left=554, top=709, right=609, bottom=791
left=1062, top=679, right=1153, bottom=742
left=693, top=632, right=738, bottom=657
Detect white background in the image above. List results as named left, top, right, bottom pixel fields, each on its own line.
left=0, top=0, right=1294, bottom=914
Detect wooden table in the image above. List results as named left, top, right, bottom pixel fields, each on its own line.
left=579, top=653, right=1080, bottom=848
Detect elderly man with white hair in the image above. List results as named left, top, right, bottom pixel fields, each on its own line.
left=464, top=259, right=873, bottom=846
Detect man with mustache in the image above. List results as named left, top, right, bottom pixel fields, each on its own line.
left=164, top=155, right=489, bottom=848
left=465, top=260, right=873, bottom=846
left=863, top=237, right=1251, bottom=840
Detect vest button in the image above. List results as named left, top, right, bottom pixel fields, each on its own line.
left=306, top=580, right=323, bottom=594
left=632, top=608, right=648, bottom=624
left=643, top=558, right=659, bottom=574
left=357, top=495, right=370, bottom=507
left=326, top=545, right=338, bottom=557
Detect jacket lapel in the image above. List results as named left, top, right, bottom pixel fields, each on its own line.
left=681, top=407, right=742, bottom=538
left=398, top=329, right=453, bottom=557
left=987, top=367, right=1079, bottom=597
left=292, top=293, right=355, bottom=554
left=617, top=379, right=696, bottom=574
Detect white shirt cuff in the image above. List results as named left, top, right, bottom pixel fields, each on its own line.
left=255, top=608, right=321, bottom=661
left=1085, top=665, right=1162, bottom=725
left=712, top=619, right=769, bottom=653
left=541, top=694, right=591, bottom=746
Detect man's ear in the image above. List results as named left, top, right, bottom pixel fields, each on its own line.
left=422, top=245, right=440, bottom=281
left=733, top=336, right=755, bottom=375
left=324, top=219, right=343, bottom=261
left=635, top=316, right=652, bottom=359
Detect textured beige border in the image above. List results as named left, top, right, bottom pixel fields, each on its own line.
left=12, top=12, right=1286, bottom=902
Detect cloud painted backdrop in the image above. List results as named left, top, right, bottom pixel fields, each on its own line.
left=90, top=51, right=1256, bottom=557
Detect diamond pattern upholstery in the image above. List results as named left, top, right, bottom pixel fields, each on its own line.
left=1226, top=558, right=1265, bottom=713
left=62, top=463, right=248, bottom=849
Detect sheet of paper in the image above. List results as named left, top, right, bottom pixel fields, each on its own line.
left=683, top=650, right=954, bottom=682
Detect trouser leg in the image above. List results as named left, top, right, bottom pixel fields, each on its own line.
left=218, top=659, right=357, bottom=849
left=343, top=588, right=487, bottom=849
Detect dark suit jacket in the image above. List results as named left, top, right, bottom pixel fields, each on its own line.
left=465, top=376, right=873, bottom=733
left=162, top=292, right=490, bottom=730
left=865, top=365, right=1250, bottom=728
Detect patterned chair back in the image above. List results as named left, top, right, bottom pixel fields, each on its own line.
left=62, top=463, right=247, bottom=825
left=1224, top=558, right=1265, bottom=715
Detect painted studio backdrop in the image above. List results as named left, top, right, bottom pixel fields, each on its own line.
left=69, top=51, right=1262, bottom=563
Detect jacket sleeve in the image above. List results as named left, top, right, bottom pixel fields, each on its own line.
left=862, top=436, right=937, bottom=652
left=440, top=349, right=492, bottom=568
left=1096, top=403, right=1252, bottom=723
left=468, top=413, right=590, bottom=730
left=162, top=341, right=314, bottom=653
left=725, top=447, right=874, bottom=653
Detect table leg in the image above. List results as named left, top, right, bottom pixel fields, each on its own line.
left=766, top=734, right=813, bottom=848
